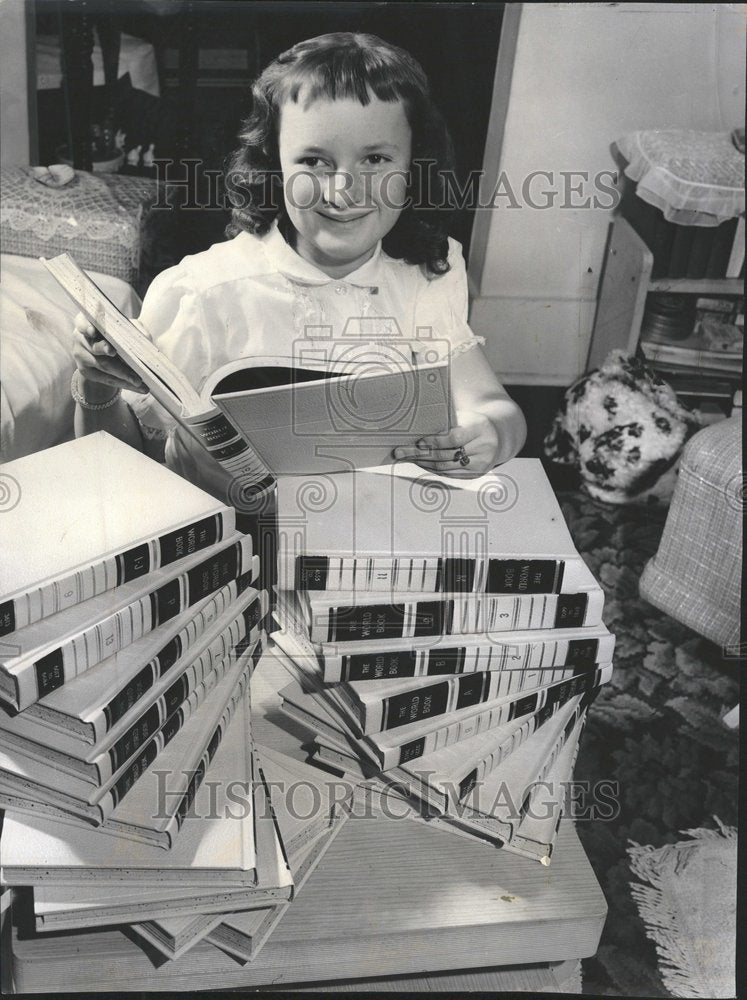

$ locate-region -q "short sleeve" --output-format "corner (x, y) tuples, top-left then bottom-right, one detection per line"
(413, 238), (486, 361)
(121, 259), (210, 438)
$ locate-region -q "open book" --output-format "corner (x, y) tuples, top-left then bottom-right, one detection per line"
(43, 254), (453, 491)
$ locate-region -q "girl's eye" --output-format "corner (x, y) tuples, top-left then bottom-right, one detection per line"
(298, 156), (325, 168)
(365, 154), (390, 165)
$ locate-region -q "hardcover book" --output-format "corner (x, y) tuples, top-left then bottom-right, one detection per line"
(277, 460), (594, 594)
(43, 253), (451, 481)
(0, 635), (264, 845)
(274, 590), (614, 681)
(206, 808), (348, 965)
(334, 659), (605, 735)
(16, 577), (258, 744)
(317, 624), (615, 683)
(31, 745), (295, 931)
(294, 574), (604, 644)
(0, 663), (257, 887)
(0, 432), (235, 639)
(0, 587), (266, 784)
(0, 532), (257, 711)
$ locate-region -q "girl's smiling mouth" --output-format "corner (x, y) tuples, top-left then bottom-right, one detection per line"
(316, 210), (374, 224)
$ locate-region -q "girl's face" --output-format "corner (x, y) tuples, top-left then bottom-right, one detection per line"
(277, 92), (412, 277)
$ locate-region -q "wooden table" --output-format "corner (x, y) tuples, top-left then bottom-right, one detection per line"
(2, 650), (606, 992)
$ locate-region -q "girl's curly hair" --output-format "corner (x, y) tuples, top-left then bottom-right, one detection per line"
(224, 32), (456, 275)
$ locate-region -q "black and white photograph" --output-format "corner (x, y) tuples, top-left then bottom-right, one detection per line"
(0, 1), (742, 995)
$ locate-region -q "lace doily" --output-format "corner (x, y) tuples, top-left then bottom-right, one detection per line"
(0, 167), (159, 248)
(617, 130), (745, 227)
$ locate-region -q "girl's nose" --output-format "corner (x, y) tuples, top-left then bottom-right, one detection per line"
(322, 171), (363, 209)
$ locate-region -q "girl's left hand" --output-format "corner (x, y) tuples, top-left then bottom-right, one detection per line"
(392, 411), (500, 477)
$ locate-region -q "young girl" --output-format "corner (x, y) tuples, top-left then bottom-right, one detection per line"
(72, 32), (526, 502)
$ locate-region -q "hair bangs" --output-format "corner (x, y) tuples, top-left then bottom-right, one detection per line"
(274, 34), (425, 111)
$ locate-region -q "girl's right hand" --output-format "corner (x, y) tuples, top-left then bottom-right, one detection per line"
(71, 312), (147, 394)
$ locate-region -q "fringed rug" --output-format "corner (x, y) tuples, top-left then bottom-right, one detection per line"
(628, 820), (736, 998)
(554, 487), (739, 998)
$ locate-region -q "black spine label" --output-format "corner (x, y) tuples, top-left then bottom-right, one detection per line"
(212, 437), (251, 462)
(385, 680), (449, 730)
(161, 707), (185, 747)
(156, 635), (182, 677)
(34, 648), (65, 699)
(186, 544), (240, 607)
(398, 736), (426, 764)
(413, 601), (446, 637)
(0, 600), (16, 637)
(110, 739), (158, 807)
(566, 638), (599, 666)
(207, 726), (223, 763)
(152, 578), (182, 626)
(343, 650), (416, 682)
(116, 543), (151, 585)
(164, 675), (189, 716)
(109, 703), (161, 772)
(295, 556), (329, 590)
(487, 559), (560, 594)
(443, 558), (476, 593)
(554, 593), (589, 628)
(330, 603), (406, 643)
(103, 663), (156, 730)
(242, 598), (262, 634)
(459, 768), (478, 800)
(191, 412), (239, 447)
(455, 672), (488, 712)
(426, 647), (466, 675)
(176, 759), (207, 828)
(158, 515), (220, 566)
(509, 692), (539, 721)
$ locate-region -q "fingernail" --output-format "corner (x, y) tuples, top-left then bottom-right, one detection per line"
(393, 448), (404, 459)
(417, 440), (427, 450)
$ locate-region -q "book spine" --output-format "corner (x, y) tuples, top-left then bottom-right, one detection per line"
(379, 664), (609, 770)
(90, 575), (255, 742)
(98, 631), (264, 822)
(456, 701), (587, 838)
(2, 626), (261, 818)
(329, 633), (614, 683)
(184, 408), (276, 505)
(314, 591), (596, 644)
(100, 657), (239, 820)
(6, 535), (256, 713)
(93, 598), (265, 784)
(166, 665), (253, 842)
(453, 684), (597, 806)
(358, 660), (600, 736)
(294, 555), (589, 595)
(0, 511), (235, 639)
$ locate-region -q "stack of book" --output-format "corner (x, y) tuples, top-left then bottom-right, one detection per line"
(0, 432), (341, 967)
(271, 460), (615, 864)
(640, 295), (743, 421)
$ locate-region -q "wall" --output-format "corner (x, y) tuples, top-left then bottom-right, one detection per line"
(468, 3), (747, 385)
(0, 0), (34, 167)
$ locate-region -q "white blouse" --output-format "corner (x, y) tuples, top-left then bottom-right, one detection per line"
(124, 220), (485, 497)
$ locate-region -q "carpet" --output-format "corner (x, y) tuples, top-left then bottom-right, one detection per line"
(554, 487), (740, 998)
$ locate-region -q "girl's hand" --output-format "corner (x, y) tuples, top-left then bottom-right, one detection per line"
(71, 312), (147, 394)
(392, 411), (500, 477)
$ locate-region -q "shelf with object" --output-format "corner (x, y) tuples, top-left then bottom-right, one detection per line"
(587, 215), (744, 371)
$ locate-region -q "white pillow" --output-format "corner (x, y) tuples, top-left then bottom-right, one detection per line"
(0, 253), (140, 462)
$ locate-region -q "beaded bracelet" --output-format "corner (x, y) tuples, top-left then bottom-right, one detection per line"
(71, 368), (122, 410)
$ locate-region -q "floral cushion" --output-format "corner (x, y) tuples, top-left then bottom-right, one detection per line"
(544, 351), (703, 505)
